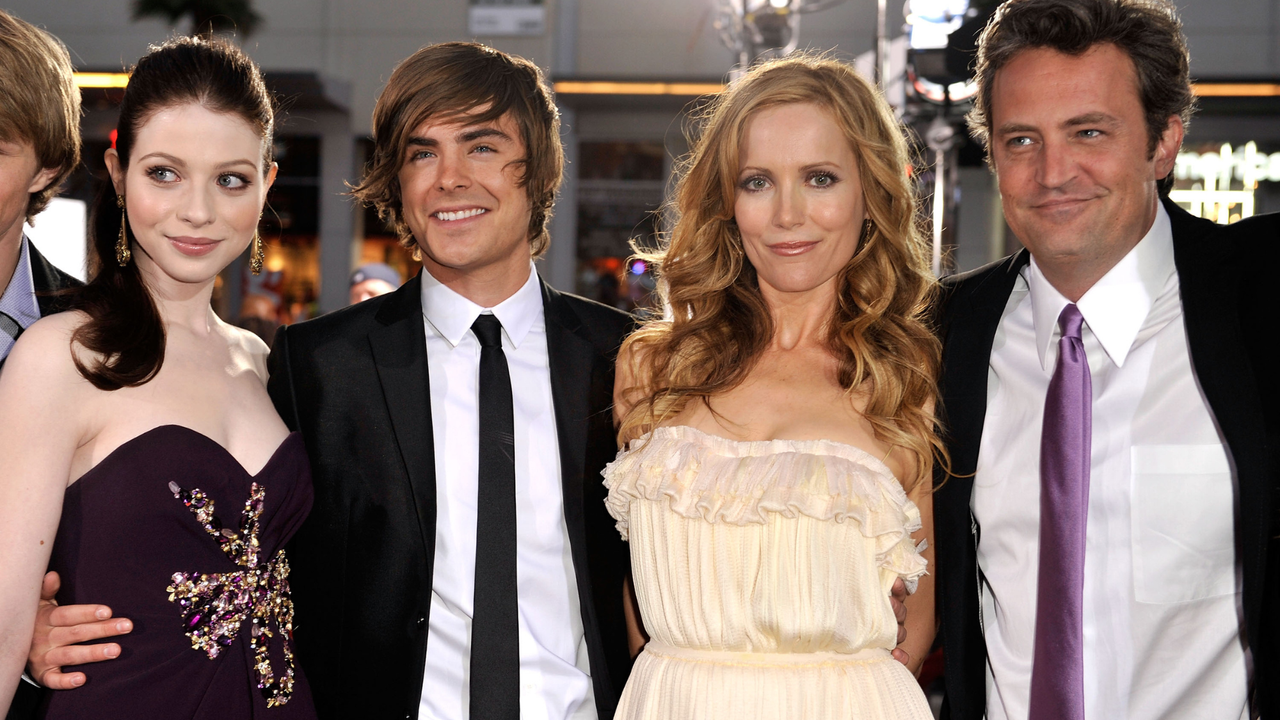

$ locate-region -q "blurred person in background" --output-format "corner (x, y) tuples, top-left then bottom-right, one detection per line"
(347, 261), (401, 305)
(0, 37), (318, 719)
(609, 53), (938, 719)
(234, 292), (282, 345)
(934, 0), (1280, 718)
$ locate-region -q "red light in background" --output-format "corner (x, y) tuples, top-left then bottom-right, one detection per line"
(109, 129), (118, 149)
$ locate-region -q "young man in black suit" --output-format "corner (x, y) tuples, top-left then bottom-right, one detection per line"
(266, 43), (633, 719)
(933, 1), (1279, 719)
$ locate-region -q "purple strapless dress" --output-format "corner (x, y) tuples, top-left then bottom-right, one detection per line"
(41, 425), (317, 719)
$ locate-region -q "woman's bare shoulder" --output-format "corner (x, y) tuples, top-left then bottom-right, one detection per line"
(0, 311), (97, 433)
(3, 310), (91, 379)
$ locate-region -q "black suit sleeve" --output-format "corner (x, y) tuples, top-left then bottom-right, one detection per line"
(267, 325), (301, 432)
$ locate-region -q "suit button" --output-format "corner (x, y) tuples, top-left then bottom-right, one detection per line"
(416, 614), (426, 626)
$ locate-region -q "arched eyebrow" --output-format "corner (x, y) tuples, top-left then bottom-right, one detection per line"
(404, 126), (514, 151)
(458, 127), (513, 144)
(1061, 111), (1119, 129)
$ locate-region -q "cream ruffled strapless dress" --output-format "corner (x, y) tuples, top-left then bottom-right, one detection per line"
(603, 426), (932, 720)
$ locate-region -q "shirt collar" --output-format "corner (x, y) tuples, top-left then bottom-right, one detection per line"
(0, 236), (40, 328)
(1027, 202), (1175, 370)
(419, 261), (542, 349)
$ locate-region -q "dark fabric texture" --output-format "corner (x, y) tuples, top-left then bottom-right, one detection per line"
(934, 198), (1280, 719)
(38, 426), (316, 720)
(6, 240), (83, 720)
(267, 272), (635, 720)
(28, 238), (81, 317)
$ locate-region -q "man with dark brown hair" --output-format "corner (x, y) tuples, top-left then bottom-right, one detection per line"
(934, 0), (1279, 718)
(264, 42), (633, 719)
(268, 42), (633, 719)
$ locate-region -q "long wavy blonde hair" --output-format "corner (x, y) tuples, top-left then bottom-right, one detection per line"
(618, 53), (944, 491)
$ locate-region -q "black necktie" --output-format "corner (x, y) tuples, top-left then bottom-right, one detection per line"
(0, 311), (22, 342)
(1, 310), (24, 366)
(469, 314), (520, 719)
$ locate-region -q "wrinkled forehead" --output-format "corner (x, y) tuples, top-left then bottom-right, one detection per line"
(990, 44), (1141, 123)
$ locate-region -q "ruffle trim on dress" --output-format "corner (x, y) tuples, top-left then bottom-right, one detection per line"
(602, 425), (927, 587)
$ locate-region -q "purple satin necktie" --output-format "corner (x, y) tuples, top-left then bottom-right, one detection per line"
(1029, 303), (1091, 720)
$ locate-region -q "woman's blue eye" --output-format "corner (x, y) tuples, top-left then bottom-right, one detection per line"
(147, 167), (177, 182)
(218, 174), (249, 189)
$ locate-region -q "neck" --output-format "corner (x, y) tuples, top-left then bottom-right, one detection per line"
(422, 249), (532, 308)
(0, 222), (24, 297)
(136, 261), (219, 334)
(760, 278), (837, 351)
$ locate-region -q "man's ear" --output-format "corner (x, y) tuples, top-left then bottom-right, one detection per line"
(26, 166), (60, 196)
(1153, 114), (1184, 181)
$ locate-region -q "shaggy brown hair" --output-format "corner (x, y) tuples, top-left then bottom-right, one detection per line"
(0, 9), (81, 221)
(619, 54), (943, 492)
(352, 42), (562, 258)
(967, 0), (1195, 194)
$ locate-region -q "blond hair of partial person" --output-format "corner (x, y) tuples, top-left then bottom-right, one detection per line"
(352, 41), (563, 258)
(618, 53), (944, 492)
(0, 9), (81, 220)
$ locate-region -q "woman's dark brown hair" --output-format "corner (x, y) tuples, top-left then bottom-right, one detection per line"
(70, 36), (274, 390)
(352, 41), (562, 258)
(966, 0), (1195, 194)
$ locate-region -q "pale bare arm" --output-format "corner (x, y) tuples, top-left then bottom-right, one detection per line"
(898, 480), (936, 676)
(0, 317), (88, 713)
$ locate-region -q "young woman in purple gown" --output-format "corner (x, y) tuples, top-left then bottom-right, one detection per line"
(0, 37), (316, 719)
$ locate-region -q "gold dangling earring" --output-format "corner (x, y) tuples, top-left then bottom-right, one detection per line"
(250, 230), (264, 275)
(115, 195), (131, 266)
(859, 218), (875, 247)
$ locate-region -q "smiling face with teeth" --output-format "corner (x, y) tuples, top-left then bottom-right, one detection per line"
(397, 110), (535, 306)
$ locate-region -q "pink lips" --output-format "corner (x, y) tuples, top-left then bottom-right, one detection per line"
(767, 241), (819, 257)
(168, 237), (221, 257)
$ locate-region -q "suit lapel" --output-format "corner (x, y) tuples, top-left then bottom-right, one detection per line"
(368, 273), (439, 571)
(542, 281), (593, 547)
(1166, 200), (1271, 650)
(936, 249), (1028, 720)
(541, 280), (598, 611)
(941, 250), (1030, 479)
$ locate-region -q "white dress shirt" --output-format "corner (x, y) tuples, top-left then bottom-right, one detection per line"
(418, 264), (596, 720)
(973, 205), (1249, 720)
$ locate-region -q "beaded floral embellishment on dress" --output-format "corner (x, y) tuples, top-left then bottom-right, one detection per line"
(166, 481), (297, 707)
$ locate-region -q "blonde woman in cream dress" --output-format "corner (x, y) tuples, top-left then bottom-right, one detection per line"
(606, 54), (941, 720)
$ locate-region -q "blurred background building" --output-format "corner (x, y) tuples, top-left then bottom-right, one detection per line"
(12, 0), (1280, 326)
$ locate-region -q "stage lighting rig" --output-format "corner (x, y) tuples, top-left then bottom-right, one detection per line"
(904, 0), (995, 106)
(717, 0), (848, 73)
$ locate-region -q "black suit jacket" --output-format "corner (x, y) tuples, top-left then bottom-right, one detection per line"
(28, 238), (80, 317)
(6, 238), (81, 720)
(934, 198), (1280, 719)
(267, 272), (634, 720)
